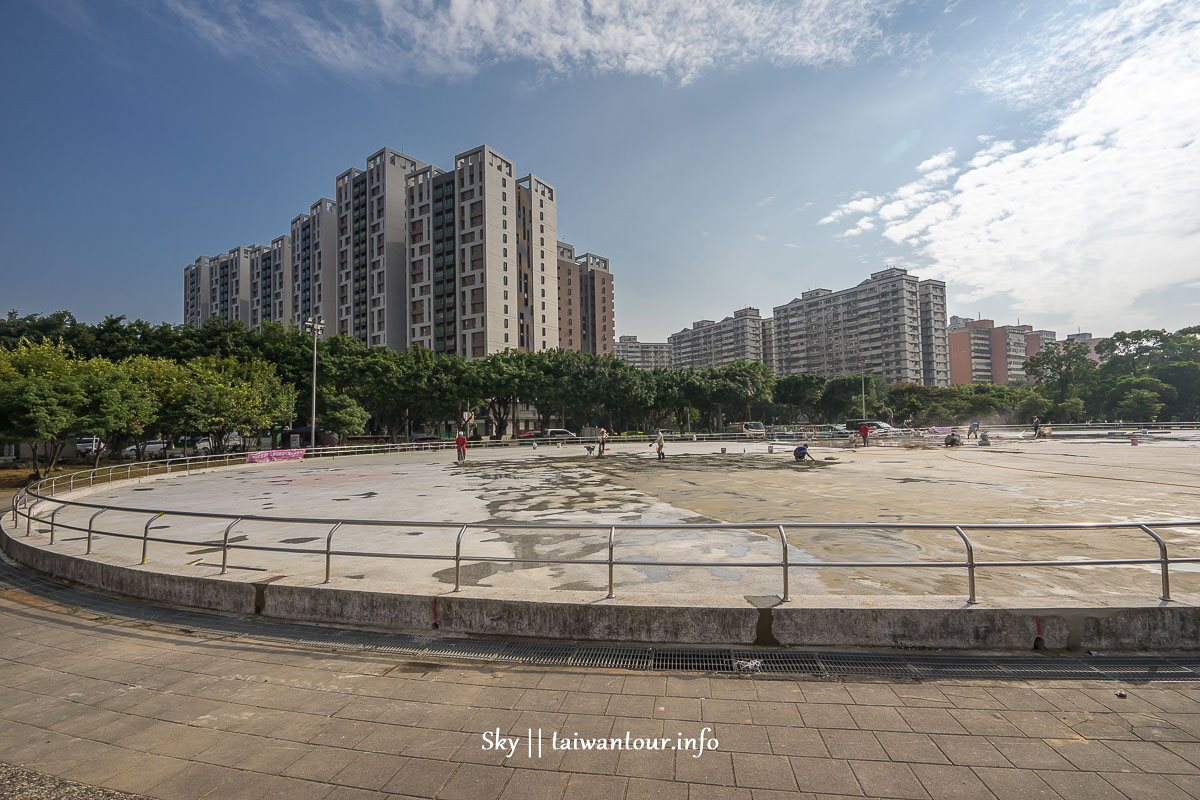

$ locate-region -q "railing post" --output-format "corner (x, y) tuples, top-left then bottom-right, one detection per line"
(219, 518), (242, 575)
(453, 524), (469, 592)
(141, 512), (164, 564)
(606, 526), (616, 599)
(953, 526), (977, 604)
(777, 525), (790, 602)
(323, 522), (343, 584)
(48, 505), (62, 544)
(85, 509), (106, 555)
(1140, 524), (1171, 601)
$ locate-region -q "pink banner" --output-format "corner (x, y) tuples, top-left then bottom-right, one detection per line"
(246, 449), (305, 463)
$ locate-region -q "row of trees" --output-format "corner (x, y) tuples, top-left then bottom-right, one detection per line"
(0, 341), (296, 476)
(2, 313), (1198, 476)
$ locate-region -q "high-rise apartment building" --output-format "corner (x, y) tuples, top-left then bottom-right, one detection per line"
(335, 149), (426, 348)
(206, 246), (258, 326)
(290, 199), (337, 335)
(947, 319), (1059, 384)
(761, 318), (776, 373)
(669, 307), (764, 369)
(405, 146), (558, 357)
(772, 268), (948, 386)
(614, 335), (671, 370)
(183, 256), (212, 328)
(183, 145), (573, 358)
(556, 241), (615, 356)
(249, 236), (292, 329)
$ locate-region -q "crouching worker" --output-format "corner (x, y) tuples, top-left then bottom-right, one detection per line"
(944, 432), (962, 447)
(794, 444), (816, 462)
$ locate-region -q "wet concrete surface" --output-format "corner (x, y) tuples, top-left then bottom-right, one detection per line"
(24, 436), (1200, 601)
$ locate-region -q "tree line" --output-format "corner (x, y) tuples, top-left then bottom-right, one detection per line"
(2, 312), (1198, 476)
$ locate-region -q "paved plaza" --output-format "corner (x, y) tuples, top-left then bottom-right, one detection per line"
(9, 570), (1200, 799)
(32, 436), (1200, 600)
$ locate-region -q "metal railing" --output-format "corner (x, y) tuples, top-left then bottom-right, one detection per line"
(7, 446), (1200, 604)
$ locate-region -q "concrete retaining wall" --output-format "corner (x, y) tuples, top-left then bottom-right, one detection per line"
(2, 531), (256, 616)
(6, 526), (1200, 650)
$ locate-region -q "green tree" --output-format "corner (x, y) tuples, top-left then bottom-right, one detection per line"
(182, 357), (296, 453)
(1114, 388), (1165, 421)
(0, 340), (88, 476)
(773, 373), (826, 422)
(1023, 340), (1097, 405)
(1153, 361), (1200, 421)
(319, 392), (371, 440)
(76, 357), (154, 466)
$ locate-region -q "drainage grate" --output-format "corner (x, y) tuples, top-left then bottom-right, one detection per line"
(651, 649), (735, 672)
(568, 646), (653, 670)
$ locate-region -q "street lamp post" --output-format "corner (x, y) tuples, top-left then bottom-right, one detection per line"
(860, 362), (867, 420)
(304, 316), (325, 449)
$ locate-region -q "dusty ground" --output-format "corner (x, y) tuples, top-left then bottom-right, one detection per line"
(17, 436), (1200, 601)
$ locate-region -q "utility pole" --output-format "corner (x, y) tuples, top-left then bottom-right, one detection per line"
(304, 316), (325, 448)
(861, 362), (867, 420)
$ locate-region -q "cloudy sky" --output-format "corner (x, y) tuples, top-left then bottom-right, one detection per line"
(2, 0), (1197, 341)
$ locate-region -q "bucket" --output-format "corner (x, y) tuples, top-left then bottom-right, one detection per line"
(1131, 437), (1139, 446)
(720, 447), (727, 454)
(768, 445), (774, 453)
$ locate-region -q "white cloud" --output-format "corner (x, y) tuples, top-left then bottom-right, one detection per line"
(840, 217), (877, 237)
(819, 0), (1200, 334)
(784, 242), (801, 248)
(973, 0), (1195, 110)
(163, 0), (906, 85)
(756, 195), (776, 207)
(916, 148), (955, 172)
(754, 233), (769, 241)
(816, 193), (883, 225)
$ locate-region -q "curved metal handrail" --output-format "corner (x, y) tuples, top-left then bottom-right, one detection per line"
(7, 444), (1200, 604)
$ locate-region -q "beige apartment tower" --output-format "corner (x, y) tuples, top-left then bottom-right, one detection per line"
(772, 268), (949, 386)
(182, 145), (565, 356)
(669, 307), (765, 368)
(289, 199), (338, 336)
(249, 235), (292, 329)
(335, 148), (426, 348)
(556, 241), (615, 355)
(183, 256), (212, 328)
(615, 335), (671, 370)
(405, 146), (559, 357)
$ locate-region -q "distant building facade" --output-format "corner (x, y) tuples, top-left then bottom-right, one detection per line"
(669, 307), (764, 369)
(772, 268), (948, 386)
(948, 318), (1059, 384)
(1065, 331), (1105, 363)
(249, 236), (292, 329)
(556, 241), (615, 356)
(614, 335), (671, 370)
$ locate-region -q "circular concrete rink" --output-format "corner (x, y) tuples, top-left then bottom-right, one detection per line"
(6, 434), (1200, 651)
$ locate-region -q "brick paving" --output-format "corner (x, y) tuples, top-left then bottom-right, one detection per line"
(6, 592), (1200, 798)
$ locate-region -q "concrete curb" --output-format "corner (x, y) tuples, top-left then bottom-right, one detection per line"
(7, 525), (1200, 649)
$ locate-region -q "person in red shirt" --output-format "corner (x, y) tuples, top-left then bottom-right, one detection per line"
(455, 431), (468, 462)
(859, 424), (870, 447)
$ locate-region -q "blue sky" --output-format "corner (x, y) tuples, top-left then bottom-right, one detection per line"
(1, 0), (1197, 342)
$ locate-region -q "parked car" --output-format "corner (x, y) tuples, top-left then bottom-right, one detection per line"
(407, 435), (443, 449)
(123, 440), (167, 456)
(542, 429), (577, 439)
(193, 433), (243, 453)
(75, 436), (103, 456)
(843, 420), (901, 437)
(517, 430), (542, 439)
